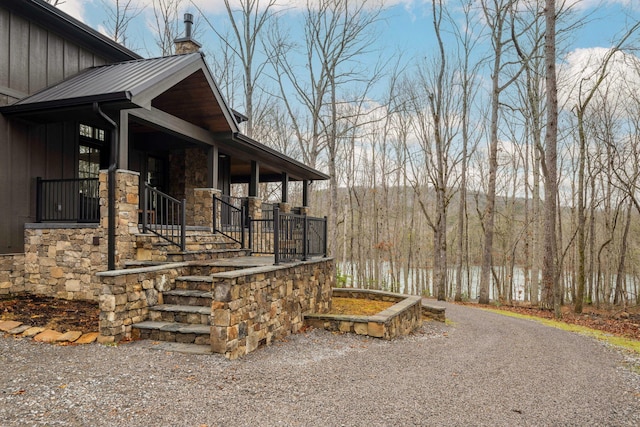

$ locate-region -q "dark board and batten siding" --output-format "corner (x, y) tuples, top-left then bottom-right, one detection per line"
(0, 7), (110, 254)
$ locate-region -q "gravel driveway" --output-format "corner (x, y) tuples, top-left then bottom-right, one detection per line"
(1, 301), (638, 426)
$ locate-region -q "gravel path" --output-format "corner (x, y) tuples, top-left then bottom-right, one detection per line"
(1, 301), (639, 426)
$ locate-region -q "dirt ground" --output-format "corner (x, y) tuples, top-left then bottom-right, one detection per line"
(1, 293), (640, 341)
(0, 295), (99, 333)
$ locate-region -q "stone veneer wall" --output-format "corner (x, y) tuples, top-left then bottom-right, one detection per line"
(97, 263), (187, 343)
(210, 259), (334, 359)
(23, 224), (105, 300)
(17, 170), (139, 301)
(96, 258), (335, 356)
(0, 253), (25, 296)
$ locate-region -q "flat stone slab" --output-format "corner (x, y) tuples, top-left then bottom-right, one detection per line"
(133, 321), (210, 335)
(8, 324), (32, 335)
(21, 327), (45, 337)
(150, 304), (210, 315)
(34, 329), (63, 343)
(0, 320), (23, 332)
(75, 332), (99, 344)
(145, 342), (213, 355)
(56, 331), (82, 342)
(164, 289), (212, 298)
(176, 276), (213, 283)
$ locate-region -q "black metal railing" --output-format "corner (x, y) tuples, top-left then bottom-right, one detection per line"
(248, 217), (274, 254)
(213, 195), (246, 246)
(36, 177), (100, 222)
(249, 207), (327, 264)
(142, 183), (185, 250)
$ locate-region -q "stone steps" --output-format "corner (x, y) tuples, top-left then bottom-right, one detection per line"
(174, 275), (213, 292)
(148, 304), (211, 325)
(132, 321), (211, 345)
(163, 289), (212, 306)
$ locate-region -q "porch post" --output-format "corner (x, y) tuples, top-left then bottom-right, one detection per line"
(302, 180), (310, 207)
(118, 111), (129, 169)
(249, 160), (259, 198)
(281, 172), (289, 204)
(207, 145), (219, 189)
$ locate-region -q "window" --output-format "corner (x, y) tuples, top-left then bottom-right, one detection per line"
(79, 144), (101, 179)
(79, 124), (105, 142)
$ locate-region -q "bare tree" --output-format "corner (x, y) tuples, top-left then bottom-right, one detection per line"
(195, 0), (279, 138)
(540, 0), (559, 315)
(478, 0), (526, 304)
(149, 0), (184, 56)
(100, 0), (144, 47)
(268, 0), (383, 256)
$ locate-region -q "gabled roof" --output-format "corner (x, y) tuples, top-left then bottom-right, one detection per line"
(1, 52), (328, 181)
(1, 52), (241, 134)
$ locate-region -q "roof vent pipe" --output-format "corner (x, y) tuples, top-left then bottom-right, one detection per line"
(184, 13), (193, 38)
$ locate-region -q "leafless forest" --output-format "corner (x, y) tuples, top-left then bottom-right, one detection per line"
(92, 0), (640, 313)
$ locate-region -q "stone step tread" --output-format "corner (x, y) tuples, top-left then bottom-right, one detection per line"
(176, 275), (213, 283)
(164, 289), (212, 299)
(145, 342), (213, 355)
(149, 304), (211, 315)
(132, 321), (210, 335)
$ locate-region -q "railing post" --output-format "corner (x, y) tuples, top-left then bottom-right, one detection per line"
(323, 216), (328, 257)
(181, 199), (186, 251)
(240, 204), (246, 249)
(248, 216), (253, 253)
(303, 213), (308, 261)
(273, 206), (280, 265)
(36, 177), (42, 223)
(213, 195), (217, 233)
(142, 183), (148, 232)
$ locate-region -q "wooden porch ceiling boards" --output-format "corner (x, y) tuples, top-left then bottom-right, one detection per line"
(151, 70), (229, 133)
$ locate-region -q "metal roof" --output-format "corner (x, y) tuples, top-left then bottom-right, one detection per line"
(4, 54), (204, 113)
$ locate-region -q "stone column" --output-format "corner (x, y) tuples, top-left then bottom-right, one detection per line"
(247, 197), (262, 220)
(100, 170), (140, 269)
(278, 202), (291, 214)
(192, 188), (216, 230)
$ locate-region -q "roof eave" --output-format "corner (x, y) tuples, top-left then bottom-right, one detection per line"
(0, 92), (134, 115)
(233, 133), (330, 181)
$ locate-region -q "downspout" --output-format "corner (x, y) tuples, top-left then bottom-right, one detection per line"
(93, 102), (118, 270)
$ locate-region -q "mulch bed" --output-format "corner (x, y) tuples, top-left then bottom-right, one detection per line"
(0, 295), (99, 333)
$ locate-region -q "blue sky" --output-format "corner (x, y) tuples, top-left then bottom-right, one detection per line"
(56, 0), (640, 62)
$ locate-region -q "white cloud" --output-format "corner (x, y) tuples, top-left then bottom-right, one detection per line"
(558, 46), (640, 111)
(54, 0), (88, 21)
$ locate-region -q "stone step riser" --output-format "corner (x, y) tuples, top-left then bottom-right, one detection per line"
(134, 328), (210, 345)
(174, 281), (211, 292)
(149, 310), (210, 325)
(163, 295), (211, 307)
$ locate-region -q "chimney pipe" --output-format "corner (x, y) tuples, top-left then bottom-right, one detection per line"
(184, 13), (193, 38)
(174, 12), (201, 55)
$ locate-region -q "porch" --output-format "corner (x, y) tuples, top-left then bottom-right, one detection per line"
(34, 175), (328, 265)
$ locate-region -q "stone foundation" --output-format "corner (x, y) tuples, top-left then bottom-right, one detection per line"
(0, 253), (25, 296)
(23, 224), (105, 300)
(96, 258), (335, 357)
(16, 170), (139, 301)
(210, 259), (334, 359)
